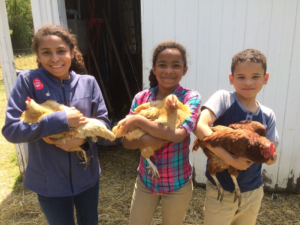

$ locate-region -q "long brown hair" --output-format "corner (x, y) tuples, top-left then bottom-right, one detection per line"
(149, 40), (187, 88)
(31, 24), (85, 74)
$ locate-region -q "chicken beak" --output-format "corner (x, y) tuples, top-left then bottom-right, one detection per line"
(171, 95), (178, 108)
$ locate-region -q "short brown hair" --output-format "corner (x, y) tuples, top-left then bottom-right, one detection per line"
(31, 24), (85, 74)
(231, 49), (267, 75)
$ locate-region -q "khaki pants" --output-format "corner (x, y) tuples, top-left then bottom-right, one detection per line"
(204, 180), (264, 225)
(129, 176), (193, 225)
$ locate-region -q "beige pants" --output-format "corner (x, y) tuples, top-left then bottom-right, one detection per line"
(204, 180), (264, 225)
(129, 176), (193, 225)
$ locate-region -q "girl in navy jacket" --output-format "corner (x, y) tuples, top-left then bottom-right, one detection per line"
(2, 24), (110, 225)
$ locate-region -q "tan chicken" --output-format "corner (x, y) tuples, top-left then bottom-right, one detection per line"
(20, 97), (116, 169)
(112, 94), (191, 178)
(193, 120), (274, 206)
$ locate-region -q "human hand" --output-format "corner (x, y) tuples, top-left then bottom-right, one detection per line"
(50, 138), (87, 152)
(66, 108), (89, 127)
(122, 115), (144, 133)
(229, 156), (253, 171)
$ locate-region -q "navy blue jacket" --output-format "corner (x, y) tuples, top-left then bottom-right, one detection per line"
(2, 68), (110, 197)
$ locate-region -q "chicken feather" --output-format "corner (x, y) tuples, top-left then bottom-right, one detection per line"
(192, 120), (274, 206)
(112, 94), (191, 178)
(20, 97), (116, 169)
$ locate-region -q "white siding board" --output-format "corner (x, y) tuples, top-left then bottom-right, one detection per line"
(244, 0), (261, 49)
(31, 0), (67, 31)
(193, 0), (212, 184)
(218, 0), (236, 92)
(194, 0), (211, 103)
(163, 0), (175, 41)
(207, 0), (223, 94)
(0, 0), (28, 179)
(141, 0), (153, 89)
(255, 0), (272, 103)
(174, 0), (188, 88)
(276, 0), (300, 189)
(185, 0), (199, 91)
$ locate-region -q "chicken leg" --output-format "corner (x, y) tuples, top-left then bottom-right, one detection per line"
(231, 174), (241, 207)
(211, 175), (224, 203)
(146, 158), (160, 179)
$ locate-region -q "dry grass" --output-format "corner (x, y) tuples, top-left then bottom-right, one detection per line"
(0, 54), (37, 83)
(0, 82), (299, 224)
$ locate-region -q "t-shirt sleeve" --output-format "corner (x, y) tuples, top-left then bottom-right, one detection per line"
(265, 110), (280, 150)
(180, 91), (202, 134)
(201, 90), (231, 119)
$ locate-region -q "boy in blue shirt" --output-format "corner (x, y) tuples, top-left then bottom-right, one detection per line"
(194, 49), (279, 225)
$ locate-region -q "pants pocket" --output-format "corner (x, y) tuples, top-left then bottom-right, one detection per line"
(204, 182), (223, 214)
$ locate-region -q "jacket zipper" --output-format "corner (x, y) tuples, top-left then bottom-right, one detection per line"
(62, 81), (74, 195)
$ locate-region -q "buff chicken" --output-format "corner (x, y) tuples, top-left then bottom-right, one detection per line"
(112, 94), (191, 178)
(192, 120), (274, 206)
(20, 97), (116, 169)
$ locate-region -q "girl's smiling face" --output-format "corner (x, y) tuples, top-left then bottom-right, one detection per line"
(36, 35), (74, 80)
(152, 48), (188, 91)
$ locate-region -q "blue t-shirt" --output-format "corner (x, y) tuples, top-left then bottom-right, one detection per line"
(202, 90), (279, 193)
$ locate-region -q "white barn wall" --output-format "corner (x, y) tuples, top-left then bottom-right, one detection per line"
(141, 0), (300, 192)
(0, 0), (28, 179)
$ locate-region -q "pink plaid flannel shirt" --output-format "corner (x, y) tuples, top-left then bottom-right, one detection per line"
(129, 85), (201, 194)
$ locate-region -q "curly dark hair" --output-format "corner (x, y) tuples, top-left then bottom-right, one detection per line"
(149, 40), (187, 88)
(231, 49), (267, 75)
(31, 24), (85, 74)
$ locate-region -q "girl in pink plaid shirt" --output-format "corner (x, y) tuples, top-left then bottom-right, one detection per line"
(122, 40), (201, 225)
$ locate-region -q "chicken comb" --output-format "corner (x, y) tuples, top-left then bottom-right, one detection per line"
(270, 142), (274, 156)
(26, 97), (31, 111)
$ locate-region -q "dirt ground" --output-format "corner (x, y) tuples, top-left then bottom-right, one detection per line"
(0, 144), (300, 224)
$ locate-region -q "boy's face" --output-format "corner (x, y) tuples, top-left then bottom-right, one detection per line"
(229, 62), (269, 101)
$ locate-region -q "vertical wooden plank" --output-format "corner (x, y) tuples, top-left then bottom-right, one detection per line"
(141, 0), (153, 89)
(218, 0), (236, 92)
(0, 0), (28, 179)
(193, 0), (212, 184)
(207, 0), (223, 94)
(31, 0), (67, 31)
(184, 0), (199, 92)
(174, 0), (188, 88)
(243, 0), (260, 49)
(276, 0), (300, 190)
(184, 0), (199, 167)
(163, 0), (175, 40)
(254, 0), (272, 103)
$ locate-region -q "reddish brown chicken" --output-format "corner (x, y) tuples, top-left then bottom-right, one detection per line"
(193, 120), (274, 206)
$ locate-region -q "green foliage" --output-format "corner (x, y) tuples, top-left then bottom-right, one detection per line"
(12, 175), (24, 193)
(6, 0), (33, 49)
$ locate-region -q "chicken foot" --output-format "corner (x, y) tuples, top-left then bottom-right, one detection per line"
(230, 174), (241, 207)
(211, 175), (224, 203)
(145, 158), (160, 179)
(77, 150), (93, 170)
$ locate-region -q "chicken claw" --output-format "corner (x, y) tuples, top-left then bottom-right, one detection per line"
(77, 151), (93, 170)
(212, 175), (224, 203)
(146, 158), (160, 179)
(231, 175), (241, 207)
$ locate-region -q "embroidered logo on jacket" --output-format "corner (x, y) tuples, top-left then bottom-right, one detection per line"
(33, 78), (44, 90)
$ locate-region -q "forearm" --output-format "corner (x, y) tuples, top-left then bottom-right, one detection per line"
(122, 134), (166, 149)
(135, 118), (188, 143)
(206, 144), (235, 165)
